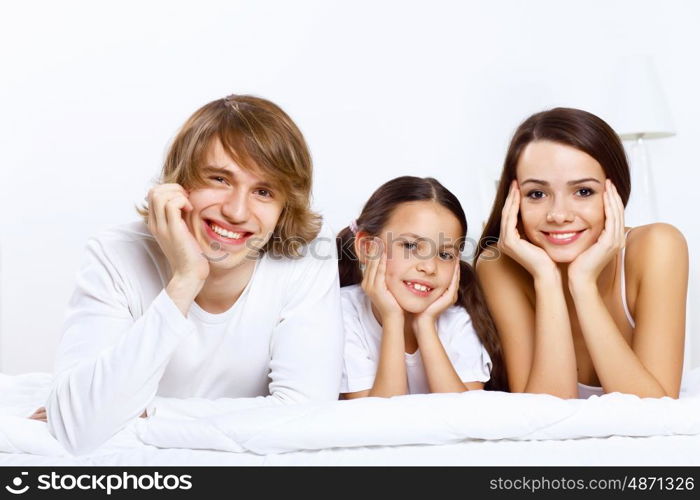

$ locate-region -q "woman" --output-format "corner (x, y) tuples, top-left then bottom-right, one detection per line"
(475, 107), (688, 399)
(38, 94), (344, 454)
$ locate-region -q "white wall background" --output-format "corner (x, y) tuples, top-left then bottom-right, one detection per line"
(1, 0), (698, 374)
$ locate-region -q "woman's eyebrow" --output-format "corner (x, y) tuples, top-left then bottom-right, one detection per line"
(567, 178), (602, 185)
(521, 179), (548, 186)
(520, 178), (602, 186)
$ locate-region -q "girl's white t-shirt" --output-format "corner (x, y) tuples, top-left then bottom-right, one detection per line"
(339, 284), (492, 394)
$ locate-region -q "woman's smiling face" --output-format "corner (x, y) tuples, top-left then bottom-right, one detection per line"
(516, 140), (607, 263)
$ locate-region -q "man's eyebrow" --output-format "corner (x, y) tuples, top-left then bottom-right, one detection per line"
(201, 166), (277, 189)
(201, 166), (232, 176)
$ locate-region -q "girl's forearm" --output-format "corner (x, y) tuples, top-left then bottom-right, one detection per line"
(525, 272), (578, 398)
(369, 315), (409, 397)
(571, 281), (670, 397)
(414, 320), (468, 393)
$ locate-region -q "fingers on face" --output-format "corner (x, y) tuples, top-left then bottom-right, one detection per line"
(148, 184), (190, 232)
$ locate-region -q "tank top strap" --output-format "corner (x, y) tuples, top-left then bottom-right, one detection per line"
(620, 229), (636, 328)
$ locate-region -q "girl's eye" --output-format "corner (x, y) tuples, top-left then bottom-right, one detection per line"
(402, 241), (418, 251)
(526, 190), (546, 200)
(439, 252), (455, 261)
(576, 187), (595, 197)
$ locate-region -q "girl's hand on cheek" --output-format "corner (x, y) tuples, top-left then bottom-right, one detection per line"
(498, 181), (557, 280)
(147, 183), (210, 284)
(568, 180), (626, 288)
(360, 238), (403, 321)
(414, 259), (460, 330)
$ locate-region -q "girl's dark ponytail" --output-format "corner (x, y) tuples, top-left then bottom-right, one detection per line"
(337, 225), (362, 287)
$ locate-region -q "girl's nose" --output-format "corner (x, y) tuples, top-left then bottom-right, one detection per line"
(416, 255), (438, 275)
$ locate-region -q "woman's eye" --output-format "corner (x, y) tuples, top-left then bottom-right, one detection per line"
(576, 188), (595, 197)
(210, 176), (227, 184)
(402, 241), (418, 251)
(255, 189), (272, 198)
(439, 252), (455, 260)
(526, 190), (545, 200)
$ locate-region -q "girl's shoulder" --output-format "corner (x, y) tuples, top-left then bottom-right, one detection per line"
(340, 284), (367, 315)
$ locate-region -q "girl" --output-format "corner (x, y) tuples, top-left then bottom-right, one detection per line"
(475, 107), (688, 399)
(337, 176), (506, 398)
(38, 94), (344, 453)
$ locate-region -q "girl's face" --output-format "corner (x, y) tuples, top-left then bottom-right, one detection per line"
(373, 201), (462, 314)
(516, 140), (607, 263)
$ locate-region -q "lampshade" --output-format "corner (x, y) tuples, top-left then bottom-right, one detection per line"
(607, 55), (676, 140)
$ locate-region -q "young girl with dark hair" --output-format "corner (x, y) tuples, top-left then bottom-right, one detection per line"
(475, 107), (688, 399)
(337, 176), (507, 398)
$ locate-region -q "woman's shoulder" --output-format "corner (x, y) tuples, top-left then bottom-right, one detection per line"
(626, 223), (688, 260)
(626, 223), (689, 283)
(475, 251), (532, 290)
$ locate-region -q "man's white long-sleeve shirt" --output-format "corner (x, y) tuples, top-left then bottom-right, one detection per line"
(46, 221), (344, 454)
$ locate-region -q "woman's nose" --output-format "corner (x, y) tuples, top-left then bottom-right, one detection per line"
(546, 198), (574, 224)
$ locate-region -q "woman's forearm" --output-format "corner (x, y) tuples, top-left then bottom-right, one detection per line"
(524, 272), (578, 398)
(570, 281), (671, 397)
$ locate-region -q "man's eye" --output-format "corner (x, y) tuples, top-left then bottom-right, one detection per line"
(526, 190), (545, 200)
(577, 188), (595, 197)
(211, 176), (227, 184)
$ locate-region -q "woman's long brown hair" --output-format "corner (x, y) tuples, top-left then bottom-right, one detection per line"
(337, 176), (508, 391)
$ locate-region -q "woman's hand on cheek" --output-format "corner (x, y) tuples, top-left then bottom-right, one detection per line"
(147, 183), (210, 284)
(414, 259), (460, 330)
(499, 181), (557, 280)
(568, 180), (626, 289)
(361, 239), (403, 322)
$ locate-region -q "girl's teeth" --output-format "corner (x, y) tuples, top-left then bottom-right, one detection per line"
(407, 282), (430, 292)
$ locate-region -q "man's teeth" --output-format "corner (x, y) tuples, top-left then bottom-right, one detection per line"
(549, 232), (577, 240)
(211, 223), (243, 239)
(406, 281), (431, 292)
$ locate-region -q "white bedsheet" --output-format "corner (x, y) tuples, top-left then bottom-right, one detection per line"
(2, 370), (700, 465)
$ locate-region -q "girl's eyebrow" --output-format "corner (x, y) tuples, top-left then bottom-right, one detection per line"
(521, 178), (602, 186)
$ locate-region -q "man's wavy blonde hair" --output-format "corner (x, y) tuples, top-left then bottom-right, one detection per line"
(138, 94), (321, 257)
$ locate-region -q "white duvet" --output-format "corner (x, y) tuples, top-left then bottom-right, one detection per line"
(2, 370), (700, 457)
